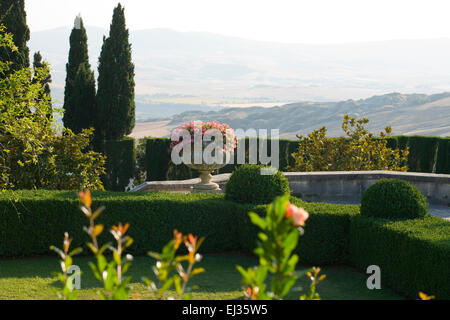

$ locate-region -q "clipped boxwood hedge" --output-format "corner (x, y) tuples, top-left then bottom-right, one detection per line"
(361, 179), (428, 219)
(350, 215), (450, 299)
(0, 191), (247, 257)
(225, 164), (290, 204)
(1, 190), (449, 299)
(239, 199), (360, 265)
(0, 191), (356, 267)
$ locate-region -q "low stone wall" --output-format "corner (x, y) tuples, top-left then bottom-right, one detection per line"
(285, 171), (450, 205)
(132, 171), (450, 205)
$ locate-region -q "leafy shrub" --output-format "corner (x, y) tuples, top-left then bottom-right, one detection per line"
(360, 179), (428, 219)
(225, 164), (290, 204)
(289, 115), (409, 172)
(0, 28), (105, 191)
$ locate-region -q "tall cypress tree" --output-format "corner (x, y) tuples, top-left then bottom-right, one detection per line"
(0, 0), (30, 73)
(63, 15), (96, 133)
(95, 3), (135, 142)
(70, 63), (96, 133)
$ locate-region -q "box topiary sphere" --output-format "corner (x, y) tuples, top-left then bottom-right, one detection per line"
(361, 179), (428, 219)
(225, 164), (290, 204)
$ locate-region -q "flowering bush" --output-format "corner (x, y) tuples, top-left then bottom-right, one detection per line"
(170, 120), (237, 155)
(289, 115), (409, 172)
(237, 195), (324, 300)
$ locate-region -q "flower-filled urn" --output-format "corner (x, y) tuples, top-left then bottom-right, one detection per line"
(170, 121), (237, 193)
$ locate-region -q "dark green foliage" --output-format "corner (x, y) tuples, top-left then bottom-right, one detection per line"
(144, 137), (195, 181)
(406, 136), (440, 172)
(361, 179), (428, 219)
(350, 215), (450, 299)
(71, 63), (96, 132)
(134, 138), (147, 185)
(95, 4), (135, 141)
(103, 138), (135, 191)
(387, 135), (449, 174)
(225, 164), (290, 204)
(144, 137), (298, 181)
(238, 198), (359, 265)
(0, 191), (246, 257)
(143, 135), (450, 182)
(63, 16), (96, 134)
(0, 0), (30, 73)
(145, 137), (172, 181)
(436, 138), (450, 174)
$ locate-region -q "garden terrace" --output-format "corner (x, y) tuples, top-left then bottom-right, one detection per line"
(0, 190), (449, 299)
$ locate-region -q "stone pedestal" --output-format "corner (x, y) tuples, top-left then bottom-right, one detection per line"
(186, 163), (226, 194)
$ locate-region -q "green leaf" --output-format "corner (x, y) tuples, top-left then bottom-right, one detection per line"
(113, 250), (121, 265)
(191, 267), (204, 276)
(97, 254), (108, 272)
(174, 276), (182, 295)
(88, 262), (102, 281)
(249, 212), (266, 229)
(68, 247), (82, 256)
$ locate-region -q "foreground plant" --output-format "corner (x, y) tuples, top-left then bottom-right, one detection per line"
(237, 195), (325, 300)
(80, 190), (134, 300)
(419, 292), (435, 300)
(50, 232), (82, 300)
(144, 230), (205, 300)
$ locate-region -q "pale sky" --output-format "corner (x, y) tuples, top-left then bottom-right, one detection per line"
(26, 0), (450, 44)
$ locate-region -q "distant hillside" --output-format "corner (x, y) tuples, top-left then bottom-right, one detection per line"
(133, 92), (450, 138)
(29, 27), (450, 104)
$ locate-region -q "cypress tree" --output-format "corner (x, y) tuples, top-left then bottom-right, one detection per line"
(63, 15), (96, 133)
(95, 3), (135, 142)
(32, 51), (52, 117)
(70, 63), (96, 133)
(0, 0), (30, 73)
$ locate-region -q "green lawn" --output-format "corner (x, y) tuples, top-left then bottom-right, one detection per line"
(0, 253), (404, 300)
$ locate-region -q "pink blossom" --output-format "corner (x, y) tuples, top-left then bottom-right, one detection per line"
(285, 203), (309, 227)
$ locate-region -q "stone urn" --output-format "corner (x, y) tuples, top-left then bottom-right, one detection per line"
(185, 150), (228, 193)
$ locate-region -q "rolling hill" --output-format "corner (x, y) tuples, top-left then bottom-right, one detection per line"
(131, 92), (450, 139)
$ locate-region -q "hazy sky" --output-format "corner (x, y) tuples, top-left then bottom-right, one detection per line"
(26, 0), (450, 44)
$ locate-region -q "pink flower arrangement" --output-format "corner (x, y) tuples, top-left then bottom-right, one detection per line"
(170, 120), (238, 154)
